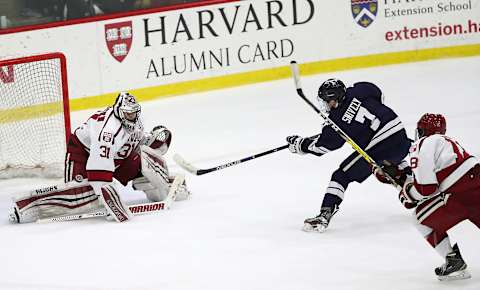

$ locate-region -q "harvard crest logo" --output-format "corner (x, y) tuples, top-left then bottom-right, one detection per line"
(105, 21), (133, 62)
(351, 0), (378, 28)
(102, 132), (113, 143)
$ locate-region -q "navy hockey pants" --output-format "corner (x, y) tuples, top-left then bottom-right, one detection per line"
(321, 131), (411, 209)
(334, 133), (410, 188)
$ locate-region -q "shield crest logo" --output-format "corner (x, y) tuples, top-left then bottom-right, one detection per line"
(351, 0), (378, 28)
(105, 21), (133, 62)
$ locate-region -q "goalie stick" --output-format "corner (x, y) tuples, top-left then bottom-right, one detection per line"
(173, 146), (288, 176)
(289, 61), (402, 189)
(37, 174), (185, 223)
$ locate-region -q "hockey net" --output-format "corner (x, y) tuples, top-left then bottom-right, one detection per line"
(0, 53), (70, 178)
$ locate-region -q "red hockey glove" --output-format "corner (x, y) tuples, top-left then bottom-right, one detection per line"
(398, 182), (417, 209)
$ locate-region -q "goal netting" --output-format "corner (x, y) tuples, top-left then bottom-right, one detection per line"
(0, 53), (70, 178)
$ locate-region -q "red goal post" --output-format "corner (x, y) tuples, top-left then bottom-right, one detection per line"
(0, 52), (71, 178)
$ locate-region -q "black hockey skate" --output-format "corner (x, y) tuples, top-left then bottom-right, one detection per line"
(303, 206), (337, 233)
(435, 244), (471, 281)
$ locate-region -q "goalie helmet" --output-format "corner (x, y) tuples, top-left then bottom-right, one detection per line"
(317, 78), (347, 105)
(416, 113), (446, 139)
(113, 92), (141, 132)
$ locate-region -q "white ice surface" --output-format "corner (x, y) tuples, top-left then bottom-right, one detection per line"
(0, 57), (479, 290)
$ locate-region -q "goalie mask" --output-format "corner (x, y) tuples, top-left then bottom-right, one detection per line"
(317, 78), (347, 109)
(416, 113), (446, 140)
(113, 92), (141, 132)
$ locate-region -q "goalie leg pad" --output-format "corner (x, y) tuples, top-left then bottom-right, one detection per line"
(133, 175), (191, 202)
(134, 146), (191, 202)
(100, 184), (132, 223)
(136, 145), (172, 201)
(132, 176), (165, 201)
(10, 181), (101, 223)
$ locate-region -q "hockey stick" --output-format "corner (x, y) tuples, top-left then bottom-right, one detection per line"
(163, 173), (185, 209)
(38, 174), (185, 223)
(173, 146), (288, 175)
(289, 61), (401, 189)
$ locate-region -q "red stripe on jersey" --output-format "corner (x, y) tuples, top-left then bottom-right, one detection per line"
(435, 138), (471, 186)
(413, 181), (438, 197)
(68, 134), (90, 161)
(415, 135), (472, 195)
(87, 170), (113, 182)
(436, 162), (462, 185)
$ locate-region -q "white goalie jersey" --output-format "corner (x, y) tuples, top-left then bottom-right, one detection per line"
(73, 107), (144, 182)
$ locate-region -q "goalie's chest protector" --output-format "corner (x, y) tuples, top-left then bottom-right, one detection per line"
(76, 108), (144, 164)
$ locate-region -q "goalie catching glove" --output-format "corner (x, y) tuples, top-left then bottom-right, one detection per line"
(141, 125), (172, 155)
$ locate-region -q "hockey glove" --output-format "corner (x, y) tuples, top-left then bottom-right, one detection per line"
(143, 125), (172, 155)
(374, 160), (411, 187)
(286, 135), (306, 155)
(398, 182), (418, 209)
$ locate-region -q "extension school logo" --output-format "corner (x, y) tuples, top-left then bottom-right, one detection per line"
(351, 0), (378, 28)
(105, 21), (133, 62)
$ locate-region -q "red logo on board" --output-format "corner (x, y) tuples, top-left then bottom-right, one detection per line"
(105, 21), (133, 63)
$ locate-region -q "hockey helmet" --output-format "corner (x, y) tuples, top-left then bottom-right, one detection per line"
(416, 113), (446, 139)
(113, 92), (141, 132)
(317, 78), (347, 105)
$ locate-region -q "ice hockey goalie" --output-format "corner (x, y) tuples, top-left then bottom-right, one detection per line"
(9, 92), (190, 223)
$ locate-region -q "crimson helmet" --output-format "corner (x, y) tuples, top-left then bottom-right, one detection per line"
(416, 113), (446, 139)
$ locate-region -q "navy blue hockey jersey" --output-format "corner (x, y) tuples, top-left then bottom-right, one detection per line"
(302, 82), (409, 158)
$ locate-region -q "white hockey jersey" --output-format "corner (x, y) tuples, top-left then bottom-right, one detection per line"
(74, 107), (144, 182)
(407, 134), (478, 200)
